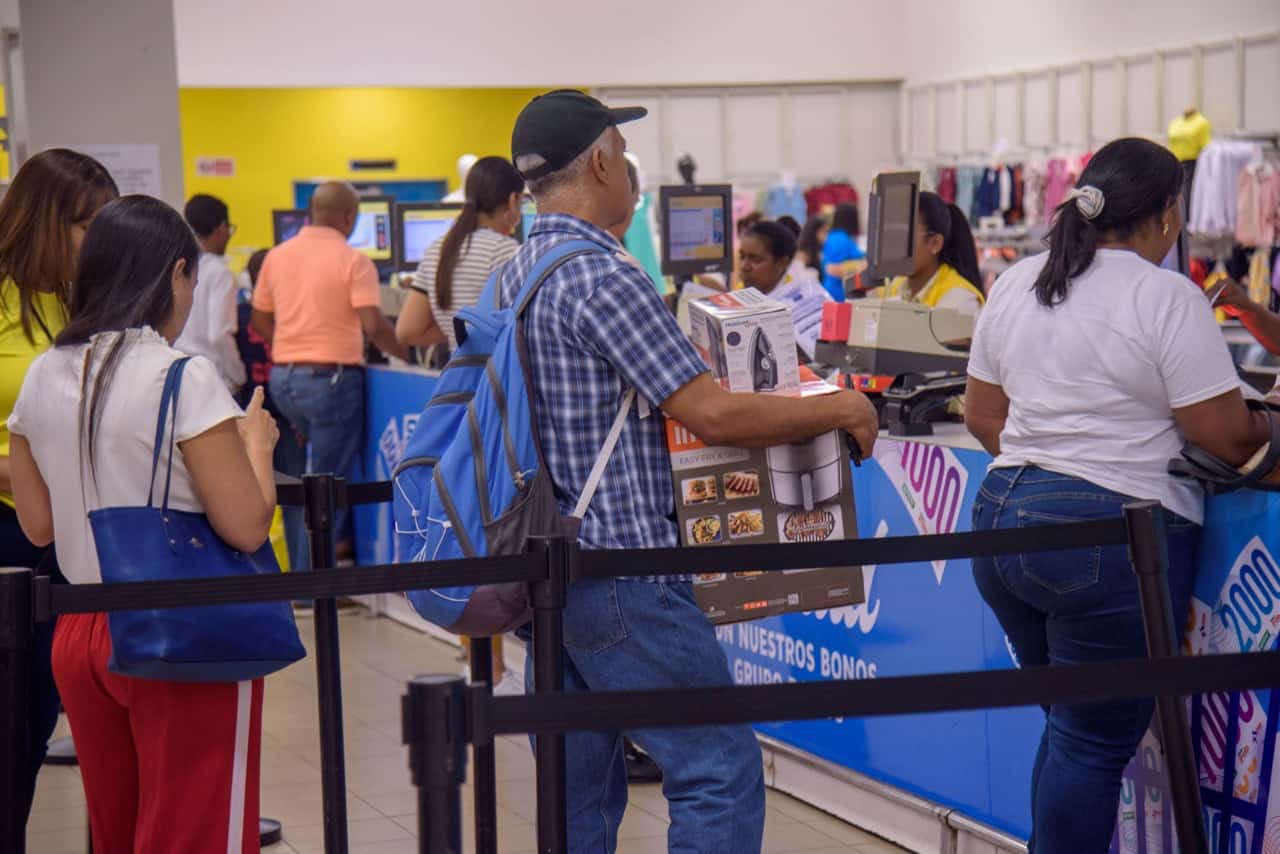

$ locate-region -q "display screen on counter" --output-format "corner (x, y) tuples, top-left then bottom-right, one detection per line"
(349, 198), (394, 261)
(668, 195), (728, 262)
(878, 183), (914, 260)
(401, 210), (456, 266)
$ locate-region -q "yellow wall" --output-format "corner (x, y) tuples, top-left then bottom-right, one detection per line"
(180, 87), (544, 269)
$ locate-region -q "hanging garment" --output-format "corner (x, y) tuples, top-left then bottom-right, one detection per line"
(733, 191), (758, 229)
(1236, 161), (1280, 248)
(998, 166), (1012, 212)
(1043, 158), (1074, 214)
(971, 168), (1001, 221)
(1023, 162), (1047, 226)
(1249, 248), (1273, 307)
(763, 185), (808, 223)
(805, 182), (860, 216)
(955, 167), (981, 221)
(1005, 165), (1025, 225)
(1189, 141), (1263, 236)
(937, 168), (957, 204)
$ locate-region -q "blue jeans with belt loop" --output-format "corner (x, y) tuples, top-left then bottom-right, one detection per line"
(971, 466), (1199, 854)
(523, 578), (765, 854)
(268, 364), (364, 563)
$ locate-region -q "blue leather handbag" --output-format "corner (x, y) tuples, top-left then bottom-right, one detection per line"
(89, 357), (306, 682)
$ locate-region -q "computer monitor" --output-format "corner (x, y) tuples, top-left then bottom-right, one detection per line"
(348, 196), (395, 275)
(865, 171), (920, 280)
(659, 185), (734, 277)
(395, 203), (462, 272)
(272, 209), (310, 245)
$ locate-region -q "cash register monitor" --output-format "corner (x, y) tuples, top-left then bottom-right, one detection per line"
(659, 184), (734, 277)
(395, 203), (462, 272)
(272, 209), (309, 245)
(348, 196), (395, 273)
(865, 171), (920, 280)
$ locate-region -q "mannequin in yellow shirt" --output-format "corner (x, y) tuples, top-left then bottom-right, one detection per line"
(876, 191), (985, 318)
(1168, 107), (1212, 163)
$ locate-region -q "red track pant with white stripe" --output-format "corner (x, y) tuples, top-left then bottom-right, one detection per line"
(52, 612), (264, 854)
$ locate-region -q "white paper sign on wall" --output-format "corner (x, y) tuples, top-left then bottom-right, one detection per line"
(72, 144), (164, 198)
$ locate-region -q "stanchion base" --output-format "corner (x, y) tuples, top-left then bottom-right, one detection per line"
(45, 735), (78, 766)
(259, 818), (283, 846)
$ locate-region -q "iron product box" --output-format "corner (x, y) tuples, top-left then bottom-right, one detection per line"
(687, 288), (802, 396)
(666, 384), (864, 624)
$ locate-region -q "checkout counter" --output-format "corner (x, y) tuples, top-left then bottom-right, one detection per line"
(346, 178), (1279, 853)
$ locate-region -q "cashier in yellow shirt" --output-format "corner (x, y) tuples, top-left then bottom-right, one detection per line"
(876, 191), (985, 318)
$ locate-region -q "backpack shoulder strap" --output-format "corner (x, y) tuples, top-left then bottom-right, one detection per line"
(512, 238), (613, 319)
(571, 389), (636, 520)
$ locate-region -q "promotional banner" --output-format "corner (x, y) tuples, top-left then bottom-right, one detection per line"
(1111, 490), (1280, 854)
(714, 438), (1043, 837)
(353, 366), (437, 566)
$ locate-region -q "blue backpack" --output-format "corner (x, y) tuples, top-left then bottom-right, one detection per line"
(392, 239), (635, 634)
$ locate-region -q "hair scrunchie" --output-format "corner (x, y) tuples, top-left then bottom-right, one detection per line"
(1067, 185), (1105, 221)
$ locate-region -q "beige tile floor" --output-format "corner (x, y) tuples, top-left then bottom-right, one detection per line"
(27, 611), (909, 854)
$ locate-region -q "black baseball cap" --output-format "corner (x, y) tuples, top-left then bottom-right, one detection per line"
(511, 90), (647, 180)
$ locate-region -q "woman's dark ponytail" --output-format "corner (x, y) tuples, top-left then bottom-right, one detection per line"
(1033, 200), (1099, 306)
(434, 156), (524, 312)
(918, 192), (982, 293)
(1032, 137), (1183, 307)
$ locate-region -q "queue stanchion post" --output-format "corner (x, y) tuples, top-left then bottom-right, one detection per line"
(304, 473), (350, 854)
(403, 675), (467, 854)
(529, 536), (571, 854)
(1124, 501), (1207, 854)
(469, 636), (499, 854)
(0, 567), (32, 854)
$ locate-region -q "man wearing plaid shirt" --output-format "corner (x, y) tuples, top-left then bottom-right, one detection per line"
(506, 90), (879, 854)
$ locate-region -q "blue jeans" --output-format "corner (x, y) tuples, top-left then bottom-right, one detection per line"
(525, 579), (765, 854)
(271, 410), (309, 571)
(0, 505), (61, 824)
(269, 365), (364, 564)
(971, 466), (1199, 854)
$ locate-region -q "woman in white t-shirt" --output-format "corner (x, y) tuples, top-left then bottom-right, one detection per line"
(395, 156), (522, 362)
(965, 138), (1274, 854)
(8, 196), (279, 854)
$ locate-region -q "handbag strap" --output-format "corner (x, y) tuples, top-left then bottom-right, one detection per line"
(148, 357), (192, 510)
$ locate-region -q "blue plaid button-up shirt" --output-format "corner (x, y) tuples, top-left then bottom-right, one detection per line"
(498, 214), (706, 576)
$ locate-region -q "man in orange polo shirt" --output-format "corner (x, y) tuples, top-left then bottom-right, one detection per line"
(251, 181), (408, 565)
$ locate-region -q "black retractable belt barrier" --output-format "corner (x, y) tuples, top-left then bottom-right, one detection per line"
(528, 536), (571, 854)
(1125, 503), (1208, 854)
(0, 567), (32, 854)
(403, 675), (467, 854)
(304, 474), (349, 854)
(1, 478), (1249, 854)
(468, 637), (499, 854)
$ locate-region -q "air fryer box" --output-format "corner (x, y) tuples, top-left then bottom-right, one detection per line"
(666, 383), (864, 625)
(688, 288), (801, 396)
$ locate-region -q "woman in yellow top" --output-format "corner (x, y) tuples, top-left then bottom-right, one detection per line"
(878, 191), (985, 318)
(0, 149), (117, 826)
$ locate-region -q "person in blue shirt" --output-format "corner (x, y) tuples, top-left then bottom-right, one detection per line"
(821, 203), (865, 301)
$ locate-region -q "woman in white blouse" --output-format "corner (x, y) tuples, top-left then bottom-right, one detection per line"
(965, 138), (1272, 853)
(8, 195), (279, 853)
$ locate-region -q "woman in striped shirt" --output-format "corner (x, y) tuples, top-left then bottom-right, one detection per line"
(395, 157), (523, 363)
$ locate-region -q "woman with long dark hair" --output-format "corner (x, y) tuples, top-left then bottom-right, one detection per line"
(797, 215), (828, 276)
(9, 195), (279, 852)
(396, 156), (523, 358)
(965, 138), (1274, 852)
(0, 148), (117, 825)
(878, 191), (984, 317)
